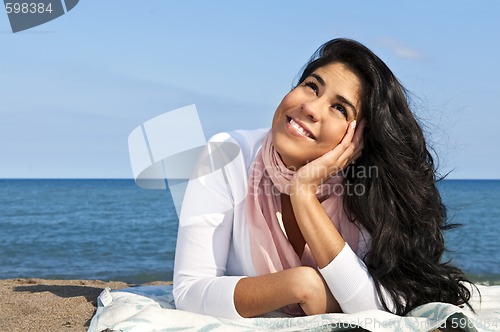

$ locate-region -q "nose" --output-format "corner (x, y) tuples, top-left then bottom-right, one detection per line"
(300, 98), (322, 122)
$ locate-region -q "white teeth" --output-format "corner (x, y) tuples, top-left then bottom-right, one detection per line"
(289, 118), (312, 138)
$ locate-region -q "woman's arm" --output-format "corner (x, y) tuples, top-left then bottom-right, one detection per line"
(287, 120), (394, 313)
(288, 193), (345, 268)
(288, 120), (360, 268)
(234, 266), (341, 317)
(288, 191), (391, 313)
(175, 209), (340, 319)
(174, 130), (339, 318)
(173, 134), (248, 318)
(173, 174), (243, 318)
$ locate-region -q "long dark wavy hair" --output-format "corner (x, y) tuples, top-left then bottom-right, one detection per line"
(296, 38), (475, 315)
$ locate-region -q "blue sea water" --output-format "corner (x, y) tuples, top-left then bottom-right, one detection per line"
(0, 179), (499, 284)
(439, 180), (500, 284)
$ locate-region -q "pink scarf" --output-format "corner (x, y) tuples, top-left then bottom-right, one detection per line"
(245, 131), (360, 275)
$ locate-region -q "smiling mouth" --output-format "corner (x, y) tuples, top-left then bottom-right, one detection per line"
(287, 116), (316, 139)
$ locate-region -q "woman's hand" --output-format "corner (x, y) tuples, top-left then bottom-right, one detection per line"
(290, 119), (365, 196)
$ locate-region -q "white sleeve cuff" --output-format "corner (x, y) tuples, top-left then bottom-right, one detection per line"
(202, 276), (244, 319)
(319, 243), (384, 312)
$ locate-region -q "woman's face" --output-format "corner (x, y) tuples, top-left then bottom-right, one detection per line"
(272, 62), (362, 169)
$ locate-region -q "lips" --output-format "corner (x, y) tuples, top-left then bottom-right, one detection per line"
(287, 116), (316, 139)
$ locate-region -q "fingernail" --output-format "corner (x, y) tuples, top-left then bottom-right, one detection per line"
(351, 120), (357, 129)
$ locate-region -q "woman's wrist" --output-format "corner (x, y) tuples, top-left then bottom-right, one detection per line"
(289, 185), (318, 207)
(289, 176), (318, 197)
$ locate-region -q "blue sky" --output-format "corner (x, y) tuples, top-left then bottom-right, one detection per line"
(1, 1), (499, 179)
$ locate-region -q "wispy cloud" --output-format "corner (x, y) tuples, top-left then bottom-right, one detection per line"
(378, 37), (425, 60)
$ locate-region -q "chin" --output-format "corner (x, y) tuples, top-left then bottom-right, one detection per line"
(272, 132), (304, 167)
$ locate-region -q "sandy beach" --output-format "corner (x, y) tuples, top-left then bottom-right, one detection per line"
(0, 278), (171, 332)
(2, 278), (496, 332)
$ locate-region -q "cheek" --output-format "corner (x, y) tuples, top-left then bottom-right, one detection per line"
(322, 122), (348, 149)
(277, 89), (303, 111)
(271, 107), (281, 131)
(272, 92), (294, 125)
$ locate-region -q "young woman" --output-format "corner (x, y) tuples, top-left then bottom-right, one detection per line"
(172, 38), (474, 319)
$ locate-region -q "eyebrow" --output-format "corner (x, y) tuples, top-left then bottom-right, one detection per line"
(310, 73), (358, 118)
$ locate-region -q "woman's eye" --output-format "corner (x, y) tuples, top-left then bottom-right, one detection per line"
(333, 104), (347, 118)
(304, 81), (318, 95)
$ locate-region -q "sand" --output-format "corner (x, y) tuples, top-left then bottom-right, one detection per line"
(0, 278), (171, 332)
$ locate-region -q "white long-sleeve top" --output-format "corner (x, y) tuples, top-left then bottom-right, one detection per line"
(173, 128), (393, 319)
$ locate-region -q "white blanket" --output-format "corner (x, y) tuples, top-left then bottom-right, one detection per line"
(88, 284), (500, 332)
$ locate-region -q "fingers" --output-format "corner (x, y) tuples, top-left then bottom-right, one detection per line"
(337, 121), (358, 160)
(340, 119), (366, 166)
(349, 150), (363, 164)
(351, 119), (366, 164)
(343, 120), (357, 146)
(352, 119), (366, 146)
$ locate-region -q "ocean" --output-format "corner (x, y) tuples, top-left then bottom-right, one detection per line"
(0, 179), (499, 285)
